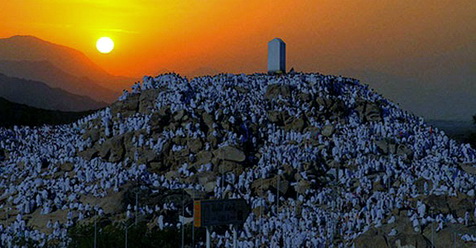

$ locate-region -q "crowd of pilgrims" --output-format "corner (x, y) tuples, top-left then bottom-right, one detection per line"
(0, 72), (475, 247)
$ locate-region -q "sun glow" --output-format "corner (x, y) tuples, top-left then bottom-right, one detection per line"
(96, 37), (114, 54)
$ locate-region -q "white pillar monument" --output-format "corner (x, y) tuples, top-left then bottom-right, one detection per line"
(268, 38), (286, 73)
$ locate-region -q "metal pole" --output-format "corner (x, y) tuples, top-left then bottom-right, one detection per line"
(260, 172), (264, 244)
(94, 218), (97, 248)
(135, 192), (138, 225)
(192, 223), (195, 248)
(296, 189), (299, 215)
(431, 222), (434, 246)
(220, 150), (224, 199)
(206, 227), (211, 248)
(181, 191), (185, 248)
(277, 174), (280, 213)
(233, 226), (237, 248)
(221, 173), (224, 199)
(125, 226), (128, 248)
(453, 231), (455, 248)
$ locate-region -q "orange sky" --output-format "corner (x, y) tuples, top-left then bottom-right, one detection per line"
(0, 0), (474, 78)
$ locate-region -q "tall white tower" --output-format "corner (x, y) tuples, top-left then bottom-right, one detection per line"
(268, 38), (286, 73)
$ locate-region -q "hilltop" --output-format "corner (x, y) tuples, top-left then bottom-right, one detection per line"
(0, 73), (475, 247)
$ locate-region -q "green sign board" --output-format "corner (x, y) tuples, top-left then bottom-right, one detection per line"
(194, 199), (250, 227)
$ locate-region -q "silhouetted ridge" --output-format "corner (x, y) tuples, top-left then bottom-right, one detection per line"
(0, 97), (96, 127)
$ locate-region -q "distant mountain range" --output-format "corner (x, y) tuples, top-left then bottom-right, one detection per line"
(0, 60), (118, 102)
(0, 73), (107, 111)
(0, 35), (136, 109)
(0, 96), (95, 127)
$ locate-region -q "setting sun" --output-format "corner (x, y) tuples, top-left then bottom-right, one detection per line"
(96, 37), (114, 54)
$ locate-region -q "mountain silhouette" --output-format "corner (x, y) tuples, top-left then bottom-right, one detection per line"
(0, 73), (107, 111)
(0, 35), (135, 98)
(0, 60), (118, 102)
(0, 97), (95, 127)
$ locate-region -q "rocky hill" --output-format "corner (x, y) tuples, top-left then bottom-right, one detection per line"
(0, 73), (475, 247)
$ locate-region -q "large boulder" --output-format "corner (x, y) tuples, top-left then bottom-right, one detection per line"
(354, 228), (389, 248)
(422, 223), (476, 248)
(391, 233), (432, 248)
(201, 112), (214, 129)
(206, 132), (220, 148)
(203, 181), (216, 193)
(356, 100), (382, 123)
(298, 92), (312, 103)
(214, 146), (246, 162)
(59, 162), (74, 172)
(375, 138), (398, 155)
(376, 139), (390, 155)
(194, 150), (213, 165)
(137, 148), (160, 165)
(396, 144), (413, 158)
(148, 112), (167, 133)
(268, 110), (293, 127)
(321, 125), (335, 137)
(460, 163), (476, 175)
(111, 93), (139, 116)
(197, 171), (217, 186)
(422, 194), (451, 214)
(77, 148), (99, 160)
(447, 195), (474, 218)
(267, 111), (285, 124)
(265, 84), (293, 99)
(138, 89), (160, 114)
(355, 223), (433, 248)
(365, 103), (382, 122)
(285, 117), (306, 132)
(187, 138), (203, 153)
(81, 190), (125, 215)
(315, 97), (334, 109)
(196, 171), (217, 193)
(217, 160), (243, 174)
(99, 135), (125, 163)
(173, 109), (186, 122)
(251, 175), (289, 196)
(294, 180), (311, 194)
(82, 128), (101, 144)
(150, 162), (167, 172)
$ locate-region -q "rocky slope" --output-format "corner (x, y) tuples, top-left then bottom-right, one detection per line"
(0, 73), (475, 247)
